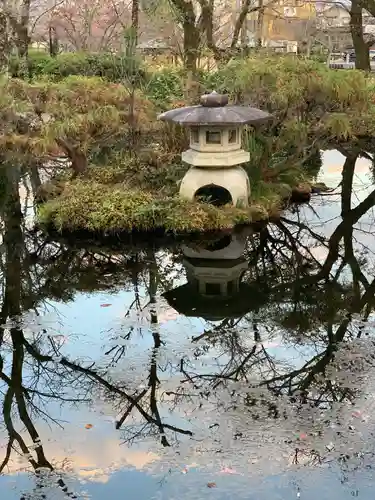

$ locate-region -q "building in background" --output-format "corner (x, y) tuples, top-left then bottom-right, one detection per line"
(316, 3), (375, 51)
(246, 0), (316, 51)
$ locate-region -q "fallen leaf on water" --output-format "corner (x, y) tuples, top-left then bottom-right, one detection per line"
(220, 467), (238, 474)
(207, 482), (216, 488)
(85, 424), (93, 429)
(100, 304), (112, 308)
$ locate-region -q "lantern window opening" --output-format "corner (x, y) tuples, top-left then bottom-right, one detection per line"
(205, 130), (222, 145)
(191, 126), (200, 144)
(227, 280), (235, 294)
(228, 129), (238, 144)
(205, 282), (221, 296)
(194, 185), (232, 206)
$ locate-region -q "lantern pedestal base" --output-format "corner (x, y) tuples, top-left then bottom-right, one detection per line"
(179, 166), (250, 208)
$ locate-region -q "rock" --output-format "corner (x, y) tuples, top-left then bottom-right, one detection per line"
(291, 183), (312, 203)
(311, 182), (332, 194)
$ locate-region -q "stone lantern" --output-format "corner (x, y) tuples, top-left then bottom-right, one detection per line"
(163, 228), (268, 321)
(158, 92), (272, 207)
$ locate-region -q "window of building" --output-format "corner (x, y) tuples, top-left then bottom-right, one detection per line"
(284, 6), (296, 17)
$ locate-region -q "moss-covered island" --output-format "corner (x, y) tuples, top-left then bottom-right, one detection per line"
(3, 55), (375, 237)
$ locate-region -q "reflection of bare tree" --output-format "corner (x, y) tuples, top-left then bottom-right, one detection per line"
(112, 249), (193, 446)
(0, 167), (78, 499)
(157, 149), (375, 468)
(1, 147), (375, 492)
(0, 180), (191, 486)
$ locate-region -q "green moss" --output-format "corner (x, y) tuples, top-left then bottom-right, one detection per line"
(36, 136), (310, 236)
(37, 179), (270, 234)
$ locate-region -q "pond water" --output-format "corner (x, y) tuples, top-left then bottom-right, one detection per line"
(1, 149), (375, 499)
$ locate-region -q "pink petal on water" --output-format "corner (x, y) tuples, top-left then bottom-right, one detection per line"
(220, 467), (238, 474)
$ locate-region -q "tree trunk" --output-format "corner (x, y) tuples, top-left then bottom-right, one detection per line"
(182, 2), (200, 100)
(131, 0), (139, 48)
(183, 4), (199, 75)
(240, 0), (248, 54)
(256, 0), (264, 48)
(206, 0), (261, 63)
(56, 139), (88, 176)
(29, 163), (42, 196)
(350, 0), (371, 71)
(48, 26), (59, 57)
(169, 0), (201, 74)
(0, 8), (10, 75)
(16, 0), (31, 79)
(2, 166), (23, 318)
(325, 35), (333, 67)
(69, 150), (87, 176)
(202, 0), (230, 64)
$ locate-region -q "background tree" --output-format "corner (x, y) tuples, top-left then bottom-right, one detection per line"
(46, 0), (131, 51)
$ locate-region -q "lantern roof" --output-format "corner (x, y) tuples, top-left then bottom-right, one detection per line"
(157, 91), (272, 127)
(163, 282), (269, 321)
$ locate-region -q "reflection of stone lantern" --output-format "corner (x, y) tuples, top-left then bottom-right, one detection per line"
(158, 92), (272, 207)
(163, 229), (267, 321)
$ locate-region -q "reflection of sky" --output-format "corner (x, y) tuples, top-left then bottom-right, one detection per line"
(2, 150), (375, 498)
(4, 465), (374, 500)
(295, 150), (375, 271)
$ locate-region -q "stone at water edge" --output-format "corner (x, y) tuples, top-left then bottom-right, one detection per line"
(311, 182), (333, 194)
(291, 183), (312, 203)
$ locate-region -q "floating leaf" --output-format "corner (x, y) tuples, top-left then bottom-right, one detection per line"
(207, 482), (216, 488)
(220, 467), (238, 474)
(100, 304), (112, 308)
(85, 424), (93, 429)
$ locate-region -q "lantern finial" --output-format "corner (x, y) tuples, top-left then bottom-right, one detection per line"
(200, 91), (229, 108)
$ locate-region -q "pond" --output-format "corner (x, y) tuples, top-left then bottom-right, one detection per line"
(1, 148), (375, 499)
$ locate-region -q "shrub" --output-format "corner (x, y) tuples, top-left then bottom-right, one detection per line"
(217, 56), (370, 122)
(210, 55), (375, 178)
(3, 76), (156, 172)
(198, 69), (227, 94)
(42, 52), (90, 79)
(144, 67), (228, 107)
(10, 51), (147, 84)
(9, 50), (52, 79)
(86, 53), (146, 84)
(145, 67), (184, 106)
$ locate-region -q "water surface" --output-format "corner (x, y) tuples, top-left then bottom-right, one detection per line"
(1, 149), (375, 499)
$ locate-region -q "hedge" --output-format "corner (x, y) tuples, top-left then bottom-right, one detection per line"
(10, 51), (147, 84)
